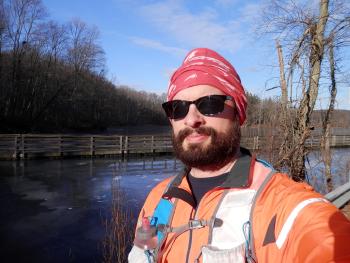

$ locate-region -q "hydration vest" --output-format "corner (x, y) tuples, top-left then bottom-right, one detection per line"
(129, 149), (350, 263)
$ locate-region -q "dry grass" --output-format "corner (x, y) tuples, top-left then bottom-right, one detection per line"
(101, 177), (135, 263)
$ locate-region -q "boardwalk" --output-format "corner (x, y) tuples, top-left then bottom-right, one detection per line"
(0, 133), (350, 160)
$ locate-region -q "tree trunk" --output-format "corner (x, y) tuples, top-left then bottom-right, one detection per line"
(292, 0), (329, 181)
(321, 39), (336, 192)
(275, 40), (291, 165)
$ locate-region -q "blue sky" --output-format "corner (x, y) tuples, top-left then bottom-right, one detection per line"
(42, 0), (350, 110)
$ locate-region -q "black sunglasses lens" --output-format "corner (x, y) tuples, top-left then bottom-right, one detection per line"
(162, 100), (190, 119)
(162, 95), (229, 119)
(197, 96), (226, 115)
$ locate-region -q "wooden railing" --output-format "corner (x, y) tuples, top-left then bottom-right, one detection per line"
(240, 135), (350, 151)
(0, 134), (349, 159)
(0, 134), (125, 159)
(123, 135), (173, 154)
(325, 179), (350, 209)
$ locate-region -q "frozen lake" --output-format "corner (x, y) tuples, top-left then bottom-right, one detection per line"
(0, 157), (183, 262)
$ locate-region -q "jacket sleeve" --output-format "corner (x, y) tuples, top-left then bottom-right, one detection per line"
(291, 201), (350, 263)
(128, 246), (153, 263)
(252, 173), (350, 263)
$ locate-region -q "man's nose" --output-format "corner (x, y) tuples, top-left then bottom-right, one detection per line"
(184, 104), (205, 128)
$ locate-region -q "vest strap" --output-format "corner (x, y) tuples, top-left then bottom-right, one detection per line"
(158, 217), (217, 235)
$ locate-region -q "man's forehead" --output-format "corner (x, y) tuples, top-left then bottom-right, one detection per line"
(172, 85), (225, 100)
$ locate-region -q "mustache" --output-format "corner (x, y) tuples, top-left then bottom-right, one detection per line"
(177, 127), (214, 142)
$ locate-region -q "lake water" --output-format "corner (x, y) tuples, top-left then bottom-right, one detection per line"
(0, 148), (349, 262)
(306, 148), (350, 194)
(0, 157), (183, 262)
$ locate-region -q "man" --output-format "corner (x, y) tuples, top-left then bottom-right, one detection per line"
(128, 48), (350, 263)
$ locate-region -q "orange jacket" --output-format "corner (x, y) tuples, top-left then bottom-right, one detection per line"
(129, 152), (350, 263)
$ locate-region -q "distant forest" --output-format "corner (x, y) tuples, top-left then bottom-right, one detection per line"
(0, 0), (348, 133)
(0, 0), (171, 133)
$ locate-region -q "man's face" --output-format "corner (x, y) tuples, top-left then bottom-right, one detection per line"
(170, 85), (241, 169)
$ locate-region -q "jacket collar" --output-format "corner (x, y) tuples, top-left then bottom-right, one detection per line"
(221, 147), (254, 188)
(162, 147), (255, 206)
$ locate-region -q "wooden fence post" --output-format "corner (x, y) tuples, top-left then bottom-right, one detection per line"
(124, 136), (129, 156)
(253, 136), (258, 150)
(151, 135), (154, 153)
(20, 134), (25, 159)
(310, 135), (313, 148)
(332, 135), (336, 147)
(13, 135), (17, 159)
(59, 135), (62, 157)
(90, 136), (94, 156)
(119, 136), (123, 154)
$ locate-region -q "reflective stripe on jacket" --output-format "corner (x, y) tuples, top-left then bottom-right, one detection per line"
(129, 150), (350, 263)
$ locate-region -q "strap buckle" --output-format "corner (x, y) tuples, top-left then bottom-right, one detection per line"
(189, 219), (206, 229)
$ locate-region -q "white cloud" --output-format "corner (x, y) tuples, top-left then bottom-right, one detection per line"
(214, 0), (239, 7)
(138, 1), (243, 53)
(236, 2), (265, 42)
(239, 3), (262, 24)
(129, 36), (187, 57)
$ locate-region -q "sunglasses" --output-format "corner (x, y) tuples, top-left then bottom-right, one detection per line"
(162, 95), (233, 119)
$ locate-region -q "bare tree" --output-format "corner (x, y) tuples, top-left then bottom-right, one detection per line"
(28, 21), (69, 126)
(0, 0), (5, 60)
(2, 0), (47, 122)
(259, 0), (350, 182)
(40, 21), (68, 65)
(0, 0), (7, 107)
(65, 18), (105, 118)
(67, 19), (105, 73)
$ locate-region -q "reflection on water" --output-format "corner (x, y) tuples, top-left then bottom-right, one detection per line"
(0, 157), (183, 263)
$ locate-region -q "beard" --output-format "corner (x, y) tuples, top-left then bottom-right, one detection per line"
(172, 122), (241, 170)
